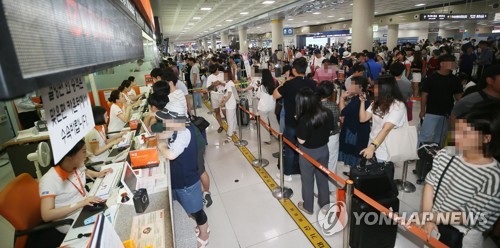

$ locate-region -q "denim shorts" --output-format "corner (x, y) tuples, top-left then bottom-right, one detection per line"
(173, 180), (203, 214)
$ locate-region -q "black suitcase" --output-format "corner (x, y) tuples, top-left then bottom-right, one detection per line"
(416, 143), (440, 184)
(350, 159), (398, 200)
(350, 197), (400, 248)
(238, 97), (250, 126)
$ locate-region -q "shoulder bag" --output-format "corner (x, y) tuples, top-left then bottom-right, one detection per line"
(433, 156), (465, 248)
(385, 115), (419, 162)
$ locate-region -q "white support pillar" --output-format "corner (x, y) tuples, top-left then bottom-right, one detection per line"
(221, 31), (229, 48)
(211, 35), (217, 51)
(351, 0), (374, 52)
(203, 37), (209, 51)
(271, 19), (284, 59)
(88, 74), (100, 106)
(238, 26), (248, 53)
(387, 24), (399, 51)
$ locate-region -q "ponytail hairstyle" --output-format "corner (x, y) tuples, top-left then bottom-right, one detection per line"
(108, 89), (121, 103)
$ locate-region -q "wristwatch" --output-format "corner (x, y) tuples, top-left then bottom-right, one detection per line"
(370, 142), (379, 149)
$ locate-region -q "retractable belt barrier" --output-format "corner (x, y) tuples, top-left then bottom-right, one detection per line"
(237, 104), (448, 248)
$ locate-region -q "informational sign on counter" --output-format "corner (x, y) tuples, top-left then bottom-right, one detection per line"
(40, 77), (94, 163)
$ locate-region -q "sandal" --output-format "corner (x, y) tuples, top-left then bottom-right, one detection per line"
(217, 127), (224, 133)
(195, 226), (211, 237)
(197, 237), (209, 248)
(224, 136), (233, 144)
(298, 201), (313, 215)
(264, 141), (271, 145)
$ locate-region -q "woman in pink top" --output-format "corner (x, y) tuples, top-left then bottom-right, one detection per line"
(314, 59), (338, 83)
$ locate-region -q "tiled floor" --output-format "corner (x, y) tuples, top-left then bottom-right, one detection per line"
(0, 101), (497, 248)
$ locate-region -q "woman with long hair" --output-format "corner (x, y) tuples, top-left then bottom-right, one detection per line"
(410, 51), (423, 97)
(219, 68), (238, 143)
(295, 87), (334, 215)
(257, 69), (280, 144)
(359, 75), (407, 161)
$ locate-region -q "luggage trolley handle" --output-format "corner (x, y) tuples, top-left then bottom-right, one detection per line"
(357, 156), (385, 172)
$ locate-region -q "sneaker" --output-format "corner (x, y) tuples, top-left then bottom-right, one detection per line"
(298, 201), (313, 215)
(217, 127), (224, 133)
(264, 141), (271, 145)
(272, 152), (280, 158)
(276, 172), (292, 182)
(203, 192), (213, 207)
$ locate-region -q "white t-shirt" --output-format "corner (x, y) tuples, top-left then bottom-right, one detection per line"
(128, 89), (137, 97)
(367, 100), (407, 161)
(165, 89), (188, 116)
(310, 56), (325, 70)
(108, 104), (126, 133)
(206, 74), (224, 94)
(257, 85), (276, 112)
(122, 92), (133, 105)
(175, 80), (189, 96)
(167, 128), (190, 159)
(85, 127), (109, 163)
(39, 166), (87, 233)
(224, 80), (237, 109)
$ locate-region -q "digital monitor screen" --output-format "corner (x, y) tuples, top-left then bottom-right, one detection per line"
(0, 0), (144, 100)
(121, 161), (138, 194)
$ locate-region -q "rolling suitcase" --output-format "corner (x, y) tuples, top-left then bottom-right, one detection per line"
(415, 143), (440, 184)
(349, 158), (398, 200)
(238, 97), (250, 126)
(349, 196), (400, 248)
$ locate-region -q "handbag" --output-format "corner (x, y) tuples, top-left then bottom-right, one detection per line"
(433, 156), (464, 248)
(190, 115), (210, 132)
(384, 118), (419, 162)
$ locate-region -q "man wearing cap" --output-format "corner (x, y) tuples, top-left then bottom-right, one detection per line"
(419, 54), (462, 146)
(154, 109), (210, 246)
(452, 64), (500, 119)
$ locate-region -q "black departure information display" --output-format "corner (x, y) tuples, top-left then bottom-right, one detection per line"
(420, 13), (488, 21)
(0, 0), (145, 100)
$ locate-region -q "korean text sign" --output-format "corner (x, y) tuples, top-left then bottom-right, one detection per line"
(41, 77), (94, 163)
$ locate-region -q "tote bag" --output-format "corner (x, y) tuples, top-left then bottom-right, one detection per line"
(385, 120), (419, 162)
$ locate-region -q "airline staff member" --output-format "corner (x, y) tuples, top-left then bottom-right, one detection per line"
(39, 140), (112, 240)
(119, 80), (141, 106)
(14, 92), (42, 129)
(85, 106), (124, 163)
(107, 89), (132, 136)
(127, 76), (145, 102)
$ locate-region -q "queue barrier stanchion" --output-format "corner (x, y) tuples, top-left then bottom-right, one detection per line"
(234, 104), (248, 147)
(272, 133), (293, 200)
(192, 92), (197, 116)
(251, 115), (269, 167)
(343, 179), (354, 248)
(232, 98), (447, 248)
(207, 92), (214, 115)
(394, 160), (416, 193)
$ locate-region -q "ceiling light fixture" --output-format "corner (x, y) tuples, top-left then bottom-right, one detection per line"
(303, 20), (308, 22)
(338, 17), (345, 20)
(226, 19), (233, 22)
(415, 3), (426, 7)
(327, 16), (334, 17)
(200, 7), (212, 10)
(350, 3), (353, 5)
(262, 1), (275, 4)
(288, 18), (294, 20)
(313, 12), (321, 15)
(188, 23), (194, 26)
(240, 12), (249, 15)
(193, 17), (201, 20)
(216, 24), (222, 26)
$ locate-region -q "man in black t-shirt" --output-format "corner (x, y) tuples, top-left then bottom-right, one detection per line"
(273, 57), (317, 180)
(418, 54), (463, 146)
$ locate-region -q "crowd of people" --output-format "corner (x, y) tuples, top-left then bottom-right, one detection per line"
(35, 35), (500, 247)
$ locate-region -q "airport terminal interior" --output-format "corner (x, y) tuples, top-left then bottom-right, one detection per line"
(0, 0), (500, 247)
